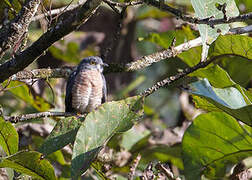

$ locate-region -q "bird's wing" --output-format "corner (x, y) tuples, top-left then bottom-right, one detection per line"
(65, 70), (77, 112)
(101, 74), (107, 103)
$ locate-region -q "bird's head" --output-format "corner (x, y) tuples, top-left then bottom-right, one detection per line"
(78, 56), (108, 73)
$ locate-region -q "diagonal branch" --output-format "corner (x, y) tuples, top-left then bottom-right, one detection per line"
(0, 0), (40, 57)
(141, 55), (224, 97)
(0, 0), (102, 83)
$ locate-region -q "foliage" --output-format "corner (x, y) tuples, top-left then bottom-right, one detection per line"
(0, 0), (252, 179)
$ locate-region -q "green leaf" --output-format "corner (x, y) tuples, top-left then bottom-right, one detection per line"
(188, 78), (252, 126)
(7, 81), (52, 112)
(190, 64), (235, 88)
(0, 117), (18, 156)
(207, 35), (252, 87)
(182, 112), (252, 179)
(0, 151), (56, 180)
(71, 96), (144, 178)
(209, 35), (252, 59)
(39, 116), (83, 155)
(218, 56), (252, 87)
(191, 0), (239, 60)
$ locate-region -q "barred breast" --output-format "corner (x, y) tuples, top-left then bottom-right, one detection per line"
(71, 69), (103, 113)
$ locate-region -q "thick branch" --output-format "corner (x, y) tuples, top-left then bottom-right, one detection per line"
(144, 0), (252, 26)
(4, 111), (76, 123)
(0, 0), (40, 57)
(0, 0), (102, 83)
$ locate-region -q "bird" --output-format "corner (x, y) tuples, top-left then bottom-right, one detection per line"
(65, 56), (108, 113)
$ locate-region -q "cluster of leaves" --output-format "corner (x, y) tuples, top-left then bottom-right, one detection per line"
(0, 0), (252, 179)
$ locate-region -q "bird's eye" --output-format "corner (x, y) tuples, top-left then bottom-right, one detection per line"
(90, 61), (96, 65)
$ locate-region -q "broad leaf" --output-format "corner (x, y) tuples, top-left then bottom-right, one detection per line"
(0, 151), (56, 180)
(39, 116), (83, 155)
(191, 0), (239, 60)
(182, 112), (252, 179)
(71, 96), (144, 178)
(0, 117), (18, 156)
(188, 79), (252, 126)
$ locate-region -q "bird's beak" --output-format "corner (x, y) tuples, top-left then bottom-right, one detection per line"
(102, 63), (109, 67)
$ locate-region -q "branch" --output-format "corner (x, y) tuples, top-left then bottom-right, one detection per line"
(102, 0), (143, 7)
(11, 66), (76, 80)
(4, 111), (77, 123)
(141, 55), (222, 97)
(32, 3), (79, 22)
(143, 0), (252, 26)
(0, 0), (40, 57)
(128, 154), (141, 180)
(9, 37), (202, 80)
(0, 0), (102, 83)
(229, 25), (252, 34)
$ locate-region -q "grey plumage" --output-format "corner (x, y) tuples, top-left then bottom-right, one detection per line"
(65, 56), (107, 113)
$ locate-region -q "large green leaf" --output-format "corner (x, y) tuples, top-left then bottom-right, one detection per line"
(0, 151), (56, 180)
(188, 78), (252, 126)
(0, 117), (18, 156)
(71, 96), (144, 178)
(191, 0), (239, 60)
(38, 116), (83, 155)
(182, 112), (252, 179)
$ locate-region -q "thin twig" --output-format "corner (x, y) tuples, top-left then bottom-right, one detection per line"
(155, 162), (181, 180)
(3, 111), (77, 123)
(140, 55), (222, 97)
(128, 154), (141, 180)
(102, 0), (143, 7)
(229, 25), (252, 34)
(32, 2), (79, 21)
